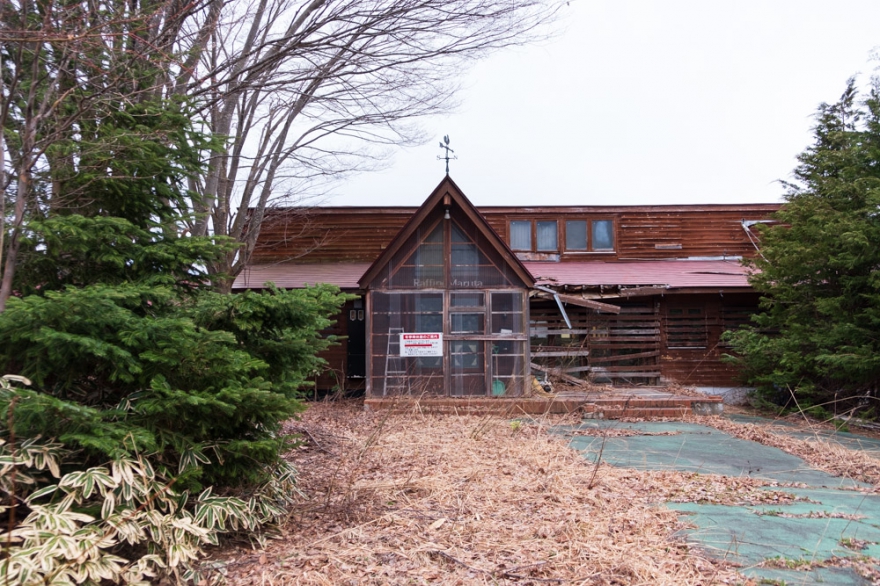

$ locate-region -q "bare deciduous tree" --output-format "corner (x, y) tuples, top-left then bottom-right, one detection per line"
(168, 0), (561, 290)
(1, 0), (561, 305)
(0, 0), (212, 310)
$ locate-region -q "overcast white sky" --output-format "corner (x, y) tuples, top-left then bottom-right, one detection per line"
(326, 0), (880, 207)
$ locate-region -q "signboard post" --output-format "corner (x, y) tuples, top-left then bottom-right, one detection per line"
(399, 333), (443, 357)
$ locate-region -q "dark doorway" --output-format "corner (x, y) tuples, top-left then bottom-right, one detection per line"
(347, 298), (366, 378)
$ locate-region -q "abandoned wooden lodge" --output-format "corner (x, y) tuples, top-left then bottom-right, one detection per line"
(234, 176), (779, 415)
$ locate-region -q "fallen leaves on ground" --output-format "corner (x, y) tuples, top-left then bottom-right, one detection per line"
(208, 401), (756, 585)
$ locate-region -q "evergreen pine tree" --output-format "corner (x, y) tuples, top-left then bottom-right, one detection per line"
(727, 79), (880, 411)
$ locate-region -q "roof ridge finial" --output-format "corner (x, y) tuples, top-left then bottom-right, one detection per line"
(437, 135), (457, 175)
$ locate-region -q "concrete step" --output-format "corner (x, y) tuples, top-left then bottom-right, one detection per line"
(364, 395), (722, 418)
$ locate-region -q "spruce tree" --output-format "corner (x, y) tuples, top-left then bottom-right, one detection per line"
(0, 98), (347, 489)
(727, 79), (880, 412)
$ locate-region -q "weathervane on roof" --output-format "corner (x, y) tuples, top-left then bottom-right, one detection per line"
(437, 135), (457, 175)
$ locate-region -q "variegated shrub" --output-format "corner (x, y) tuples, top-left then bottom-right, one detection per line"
(1, 375), (299, 585)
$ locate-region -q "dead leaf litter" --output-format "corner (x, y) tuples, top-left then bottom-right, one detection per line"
(208, 402), (771, 585)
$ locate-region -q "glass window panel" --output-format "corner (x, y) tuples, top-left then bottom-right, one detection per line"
(415, 294), (443, 312)
(592, 220), (614, 250)
(424, 225), (443, 242)
(451, 243), (479, 266)
(450, 222), (469, 243)
(565, 220), (587, 250)
(416, 315), (442, 332)
(450, 374), (487, 396)
(492, 312), (523, 334)
(536, 221), (558, 251)
(451, 251), (506, 286)
(408, 373), (445, 394)
(450, 341), (484, 371)
(451, 293), (484, 307)
(451, 313), (485, 334)
(491, 292), (523, 333)
(417, 242), (443, 265)
(491, 340), (523, 356)
(490, 376), (523, 397)
(415, 357), (442, 369)
(510, 221), (531, 250)
(415, 293), (442, 332)
(492, 354), (523, 377)
(491, 292), (520, 312)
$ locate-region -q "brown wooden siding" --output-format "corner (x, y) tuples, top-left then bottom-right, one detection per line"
(254, 208), (415, 264)
(310, 292), (759, 391)
(658, 293), (758, 387)
(253, 205), (779, 264)
(530, 299), (662, 386)
(616, 211), (767, 260)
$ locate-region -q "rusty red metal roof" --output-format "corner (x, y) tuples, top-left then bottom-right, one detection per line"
(233, 262), (372, 290)
(233, 259), (753, 291)
(523, 260), (752, 289)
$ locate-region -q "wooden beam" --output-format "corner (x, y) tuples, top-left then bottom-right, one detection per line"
(535, 291), (621, 314)
(616, 287), (668, 298)
(587, 349), (660, 364)
(530, 362), (584, 385)
(531, 350), (590, 358)
(556, 293), (621, 314)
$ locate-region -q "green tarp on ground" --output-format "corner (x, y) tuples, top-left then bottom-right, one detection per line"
(556, 420), (880, 585)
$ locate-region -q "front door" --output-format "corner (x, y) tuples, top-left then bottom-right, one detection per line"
(346, 299), (366, 378)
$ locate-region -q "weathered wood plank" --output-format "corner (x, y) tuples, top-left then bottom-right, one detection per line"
(588, 350), (660, 364)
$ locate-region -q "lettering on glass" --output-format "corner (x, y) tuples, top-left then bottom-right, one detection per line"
(413, 279), (484, 288)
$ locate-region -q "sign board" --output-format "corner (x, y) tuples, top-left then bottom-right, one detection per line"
(400, 332), (443, 357)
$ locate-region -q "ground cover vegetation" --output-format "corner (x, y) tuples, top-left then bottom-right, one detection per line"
(725, 78), (880, 415)
(208, 402), (880, 585)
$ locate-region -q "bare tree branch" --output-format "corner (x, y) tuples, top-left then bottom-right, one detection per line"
(173, 0), (562, 290)
(2, 0), (563, 302)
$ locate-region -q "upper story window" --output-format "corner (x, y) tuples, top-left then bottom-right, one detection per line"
(565, 219), (614, 252)
(510, 220), (558, 252)
(510, 219), (614, 253)
(510, 221), (532, 250)
(536, 221), (557, 251)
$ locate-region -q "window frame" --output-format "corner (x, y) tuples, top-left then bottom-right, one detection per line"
(508, 220), (560, 253)
(561, 217), (616, 254)
(509, 220), (532, 251)
(509, 218), (616, 254)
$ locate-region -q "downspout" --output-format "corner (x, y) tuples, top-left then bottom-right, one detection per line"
(535, 285), (572, 329)
(741, 220), (772, 262)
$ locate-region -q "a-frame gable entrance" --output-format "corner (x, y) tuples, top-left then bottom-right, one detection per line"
(360, 177), (534, 398)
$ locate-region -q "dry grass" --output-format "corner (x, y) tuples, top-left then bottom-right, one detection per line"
(207, 401), (774, 585)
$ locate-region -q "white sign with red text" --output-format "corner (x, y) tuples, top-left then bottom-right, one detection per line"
(399, 332), (443, 357)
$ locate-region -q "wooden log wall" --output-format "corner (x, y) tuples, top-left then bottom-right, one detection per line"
(530, 299), (661, 385)
(529, 292), (760, 388)
(253, 208), (415, 263)
(253, 205), (779, 263)
(658, 293), (758, 387)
